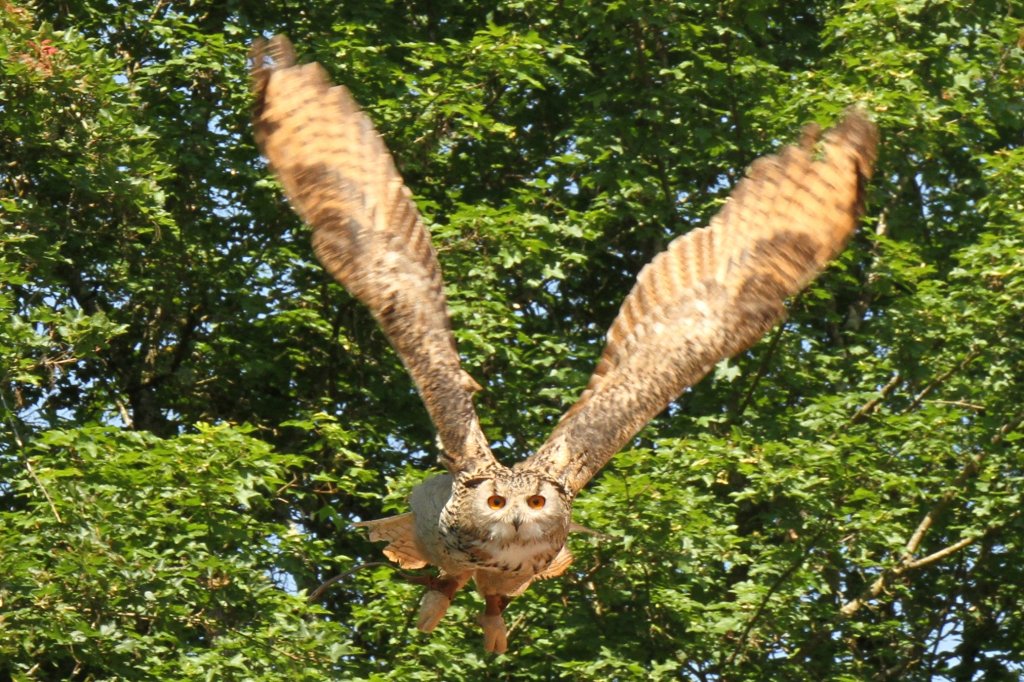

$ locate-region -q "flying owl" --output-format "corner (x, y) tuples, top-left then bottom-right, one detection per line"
(249, 35), (878, 654)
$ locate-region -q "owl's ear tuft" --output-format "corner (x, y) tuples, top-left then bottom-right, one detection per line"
(460, 476), (491, 489)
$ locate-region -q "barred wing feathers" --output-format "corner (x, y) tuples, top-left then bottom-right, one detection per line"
(522, 111), (879, 494)
(250, 36), (497, 477)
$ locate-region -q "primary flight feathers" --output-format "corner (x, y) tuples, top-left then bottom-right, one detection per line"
(251, 35), (497, 478)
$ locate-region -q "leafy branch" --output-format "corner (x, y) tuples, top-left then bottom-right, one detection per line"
(840, 412), (1023, 617)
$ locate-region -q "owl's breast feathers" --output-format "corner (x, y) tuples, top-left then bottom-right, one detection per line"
(358, 508), (576, 597)
(355, 473), (577, 596)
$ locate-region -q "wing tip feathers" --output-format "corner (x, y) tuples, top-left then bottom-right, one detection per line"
(249, 34), (296, 74)
(249, 35), (299, 142)
(828, 107), (880, 182)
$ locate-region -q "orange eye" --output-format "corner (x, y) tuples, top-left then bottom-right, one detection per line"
(526, 495), (546, 509)
(487, 495), (506, 510)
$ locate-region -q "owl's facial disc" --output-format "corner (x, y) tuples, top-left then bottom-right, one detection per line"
(453, 473), (569, 544)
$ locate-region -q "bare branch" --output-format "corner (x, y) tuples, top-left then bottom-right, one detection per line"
(904, 348), (981, 414)
(840, 534), (973, 618)
(840, 411), (1023, 617)
(850, 373), (902, 425)
(24, 459), (63, 525)
(925, 399), (986, 412)
(907, 535), (977, 570)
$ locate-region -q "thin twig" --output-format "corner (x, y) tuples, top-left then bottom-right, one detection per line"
(730, 317), (789, 423)
(1, 388), (63, 523)
(725, 526), (828, 667)
(505, 611), (528, 642)
(307, 562), (403, 603)
(925, 399), (986, 412)
(904, 348), (981, 414)
(0, 386), (25, 449)
(843, 176), (918, 332)
(24, 459), (63, 524)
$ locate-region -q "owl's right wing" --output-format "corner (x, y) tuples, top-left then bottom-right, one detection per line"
(250, 36), (498, 477)
(520, 110), (878, 495)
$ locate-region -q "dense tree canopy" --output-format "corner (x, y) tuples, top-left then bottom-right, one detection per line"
(2, 0), (1022, 679)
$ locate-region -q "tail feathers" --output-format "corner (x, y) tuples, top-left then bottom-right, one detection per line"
(355, 513), (428, 569)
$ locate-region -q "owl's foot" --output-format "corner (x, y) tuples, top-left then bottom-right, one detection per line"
(477, 613), (507, 654)
(477, 594), (511, 654)
(411, 575), (466, 632)
(417, 590), (451, 632)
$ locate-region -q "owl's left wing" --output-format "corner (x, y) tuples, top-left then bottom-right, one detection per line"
(250, 36), (498, 477)
(519, 110), (878, 495)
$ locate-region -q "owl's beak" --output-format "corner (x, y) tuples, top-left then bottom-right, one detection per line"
(511, 514), (524, 532)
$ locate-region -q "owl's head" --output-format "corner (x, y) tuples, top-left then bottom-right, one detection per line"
(451, 469), (572, 544)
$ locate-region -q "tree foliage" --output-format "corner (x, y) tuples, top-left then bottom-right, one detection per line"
(2, 0), (1022, 679)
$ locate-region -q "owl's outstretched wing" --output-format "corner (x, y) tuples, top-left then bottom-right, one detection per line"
(520, 110), (878, 494)
(354, 513), (428, 569)
(250, 36), (498, 477)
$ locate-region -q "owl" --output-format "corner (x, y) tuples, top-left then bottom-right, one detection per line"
(249, 35), (878, 653)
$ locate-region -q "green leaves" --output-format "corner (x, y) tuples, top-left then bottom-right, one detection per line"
(0, 424), (353, 678)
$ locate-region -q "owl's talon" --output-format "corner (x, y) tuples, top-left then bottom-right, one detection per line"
(417, 590), (451, 632)
(477, 613), (508, 654)
(403, 574), (462, 599)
